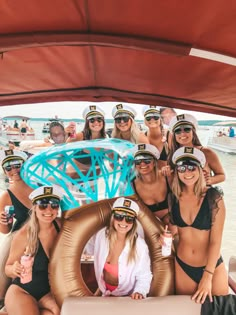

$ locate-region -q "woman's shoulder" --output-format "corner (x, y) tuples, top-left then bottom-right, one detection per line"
(0, 189), (11, 204)
(12, 224), (28, 242)
(207, 186), (224, 198)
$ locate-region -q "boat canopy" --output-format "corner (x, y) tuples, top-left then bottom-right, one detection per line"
(0, 1), (236, 117)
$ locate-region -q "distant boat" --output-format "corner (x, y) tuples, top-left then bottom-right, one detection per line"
(0, 115), (35, 146)
(207, 126), (236, 154)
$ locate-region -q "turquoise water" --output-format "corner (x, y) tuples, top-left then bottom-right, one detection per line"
(0, 122), (235, 267)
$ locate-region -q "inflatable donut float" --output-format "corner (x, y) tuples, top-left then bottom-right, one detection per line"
(49, 194), (175, 307)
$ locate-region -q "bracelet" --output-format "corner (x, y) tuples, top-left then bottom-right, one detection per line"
(203, 268), (214, 275)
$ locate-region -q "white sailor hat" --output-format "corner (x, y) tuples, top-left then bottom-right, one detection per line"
(172, 146), (206, 168)
(82, 105), (105, 120)
(29, 185), (64, 204)
(112, 104), (137, 119)
(132, 143), (160, 160)
(142, 105), (160, 118)
(169, 113), (198, 132)
(0, 149), (28, 167)
(112, 197), (139, 217)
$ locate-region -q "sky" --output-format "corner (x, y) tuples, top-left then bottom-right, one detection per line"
(0, 101), (233, 121)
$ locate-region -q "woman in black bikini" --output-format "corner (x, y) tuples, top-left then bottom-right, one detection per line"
(131, 144), (174, 230)
(4, 185), (62, 315)
(170, 146), (228, 303)
(0, 149), (33, 234)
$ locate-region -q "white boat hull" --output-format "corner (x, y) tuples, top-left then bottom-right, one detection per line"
(208, 136), (236, 154)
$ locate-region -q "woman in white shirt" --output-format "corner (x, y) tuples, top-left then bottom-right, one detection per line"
(88, 197), (152, 299)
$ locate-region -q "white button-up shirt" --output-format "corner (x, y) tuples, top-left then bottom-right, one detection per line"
(90, 228), (152, 297)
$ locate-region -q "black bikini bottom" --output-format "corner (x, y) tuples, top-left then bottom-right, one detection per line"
(176, 255), (223, 284)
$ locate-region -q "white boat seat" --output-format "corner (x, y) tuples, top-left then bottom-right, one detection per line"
(61, 296), (201, 315)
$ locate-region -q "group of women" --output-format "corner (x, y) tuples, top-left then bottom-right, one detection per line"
(0, 104), (230, 314)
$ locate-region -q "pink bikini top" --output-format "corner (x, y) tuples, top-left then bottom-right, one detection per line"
(104, 262), (119, 291)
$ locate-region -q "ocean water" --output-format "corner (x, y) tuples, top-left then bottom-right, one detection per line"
(0, 121), (235, 268)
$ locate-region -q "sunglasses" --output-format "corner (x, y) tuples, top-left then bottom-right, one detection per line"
(145, 116), (160, 121)
(35, 199), (60, 210)
(3, 163), (22, 172)
(114, 117), (130, 123)
(176, 165), (197, 173)
(134, 158), (153, 165)
(174, 127), (192, 135)
(88, 117), (103, 123)
(113, 212), (135, 224)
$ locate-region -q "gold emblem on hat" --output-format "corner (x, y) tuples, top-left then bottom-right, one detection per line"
(184, 147), (194, 154)
(44, 187), (53, 195)
(150, 105), (156, 108)
(116, 104), (123, 109)
(177, 114), (185, 121)
(89, 105), (96, 110)
(4, 149), (14, 156)
(138, 144), (145, 150)
(123, 200), (131, 208)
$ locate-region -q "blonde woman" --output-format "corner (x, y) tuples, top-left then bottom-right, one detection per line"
(143, 105), (169, 168)
(87, 197), (152, 299)
(4, 185), (62, 315)
(111, 104), (149, 144)
(170, 147), (228, 303)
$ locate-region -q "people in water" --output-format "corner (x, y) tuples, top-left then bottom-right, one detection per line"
(4, 185), (62, 315)
(66, 105), (106, 142)
(131, 143), (173, 230)
(0, 149), (33, 234)
(143, 105), (169, 168)
(86, 197), (152, 298)
(169, 146), (228, 303)
(111, 104), (149, 144)
(166, 113), (225, 185)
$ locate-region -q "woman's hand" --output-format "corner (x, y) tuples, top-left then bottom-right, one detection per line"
(203, 170), (211, 186)
(191, 272), (213, 304)
(0, 211), (13, 225)
(161, 165), (173, 177)
(130, 292), (144, 300)
(11, 261), (23, 278)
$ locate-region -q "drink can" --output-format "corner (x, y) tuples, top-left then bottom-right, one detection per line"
(4, 205), (15, 218)
(20, 255), (34, 284)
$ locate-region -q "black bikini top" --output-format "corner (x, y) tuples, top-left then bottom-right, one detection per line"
(132, 179), (169, 212)
(170, 187), (223, 230)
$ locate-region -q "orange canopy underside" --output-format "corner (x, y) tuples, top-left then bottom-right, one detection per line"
(0, 0), (236, 116)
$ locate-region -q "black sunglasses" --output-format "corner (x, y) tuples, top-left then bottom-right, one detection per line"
(88, 117), (103, 123)
(115, 117), (130, 123)
(113, 212), (135, 224)
(35, 199), (60, 210)
(134, 158), (153, 165)
(174, 127), (192, 135)
(3, 164), (22, 172)
(176, 165), (197, 173)
(145, 116), (160, 121)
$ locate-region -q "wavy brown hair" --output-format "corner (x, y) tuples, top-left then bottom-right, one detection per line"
(82, 118), (106, 140)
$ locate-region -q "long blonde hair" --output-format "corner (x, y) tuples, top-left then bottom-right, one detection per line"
(106, 214), (138, 264)
(26, 206), (40, 256)
(111, 118), (141, 144)
(171, 166), (205, 200)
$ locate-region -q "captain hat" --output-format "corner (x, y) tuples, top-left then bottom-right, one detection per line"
(132, 143), (160, 160)
(112, 197), (139, 217)
(0, 149), (28, 167)
(82, 105), (105, 120)
(169, 113), (198, 132)
(143, 105), (160, 118)
(29, 185), (64, 204)
(172, 146), (206, 168)
(112, 104), (137, 119)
